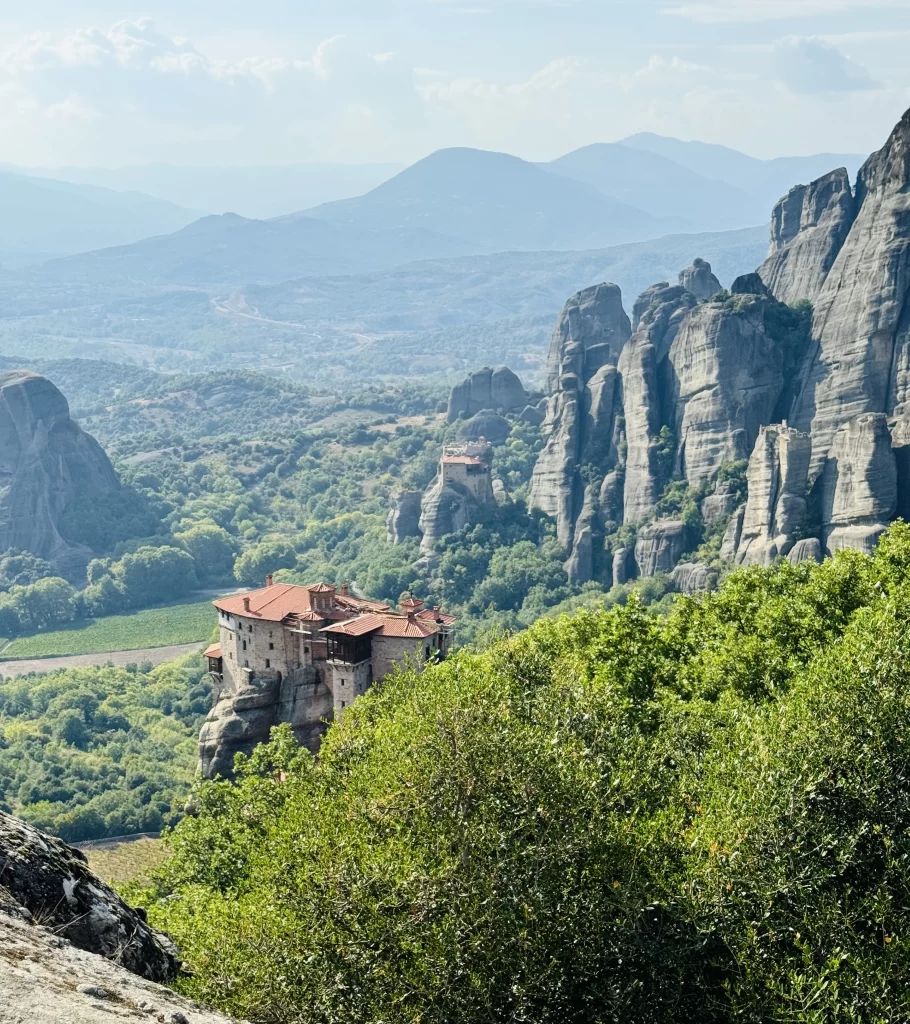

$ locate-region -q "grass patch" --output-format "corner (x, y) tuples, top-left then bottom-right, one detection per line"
(84, 838), (169, 886)
(0, 598), (216, 659)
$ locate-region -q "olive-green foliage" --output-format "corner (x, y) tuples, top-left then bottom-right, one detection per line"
(141, 524), (910, 1023)
(0, 654), (209, 842)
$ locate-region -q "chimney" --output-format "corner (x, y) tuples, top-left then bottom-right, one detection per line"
(265, 574), (273, 588)
(341, 583), (349, 596)
(243, 596), (251, 613)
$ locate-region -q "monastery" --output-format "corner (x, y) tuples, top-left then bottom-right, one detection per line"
(199, 578), (454, 778)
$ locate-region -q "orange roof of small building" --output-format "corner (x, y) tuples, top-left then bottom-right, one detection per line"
(441, 455), (486, 466)
(416, 608), (456, 626)
(308, 582), (336, 593)
(321, 612), (444, 639)
(203, 643), (222, 659)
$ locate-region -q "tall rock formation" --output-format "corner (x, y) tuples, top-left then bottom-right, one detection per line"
(669, 298), (786, 485)
(758, 168), (856, 306)
(0, 371), (122, 575)
(447, 366), (527, 422)
(530, 284), (630, 554)
(734, 424), (811, 566)
(678, 258), (722, 300)
(791, 110), (910, 489)
(387, 490), (423, 544)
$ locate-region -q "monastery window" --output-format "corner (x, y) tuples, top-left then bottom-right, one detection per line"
(269, 642), (274, 650)
(244, 660), (249, 668)
(304, 646), (309, 654)
(242, 639), (247, 651)
(265, 659), (271, 669)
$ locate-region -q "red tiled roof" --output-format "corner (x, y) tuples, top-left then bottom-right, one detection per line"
(442, 456), (486, 466)
(214, 583), (314, 622)
(416, 608), (456, 626)
(308, 582), (336, 593)
(203, 643), (222, 659)
(321, 613), (442, 639)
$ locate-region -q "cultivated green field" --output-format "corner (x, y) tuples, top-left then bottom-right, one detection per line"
(0, 598), (216, 659)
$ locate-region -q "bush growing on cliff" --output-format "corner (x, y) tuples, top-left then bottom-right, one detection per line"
(138, 523), (910, 1023)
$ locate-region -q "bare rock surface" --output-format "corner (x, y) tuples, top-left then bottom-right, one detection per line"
(447, 366), (527, 423)
(670, 561), (719, 594)
(0, 811), (177, 983)
(635, 519), (688, 578)
(758, 168), (856, 306)
(669, 299), (786, 486)
(788, 538), (823, 565)
(386, 489), (423, 545)
(678, 258), (721, 300)
(0, 911), (234, 1024)
(734, 424), (811, 566)
(544, 283), (630, 393)
(0, 371), (121, 576)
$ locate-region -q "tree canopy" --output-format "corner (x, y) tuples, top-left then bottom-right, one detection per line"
(137, 522), (910, 1023)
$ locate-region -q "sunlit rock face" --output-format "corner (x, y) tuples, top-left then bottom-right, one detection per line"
(0, 370), (120, 575)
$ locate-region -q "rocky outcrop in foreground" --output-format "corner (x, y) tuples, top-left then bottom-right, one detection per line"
(0, 811), (231, 1022)
(0, 370), (121, 576)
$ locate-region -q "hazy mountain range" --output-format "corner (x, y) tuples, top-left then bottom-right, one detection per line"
(1, 136), (864, 270)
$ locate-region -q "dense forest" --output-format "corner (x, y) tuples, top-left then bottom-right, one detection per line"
(134, 524), (910, 1023)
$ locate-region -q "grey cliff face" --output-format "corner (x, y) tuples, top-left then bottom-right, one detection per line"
(530, 284), (630, 549)
(822, 413), (897, 555)
(634, 519), (688, 578)
(758, 168), (856, 307)
(457, 409), (512, 445)
(792, 112), (910, 485)
(678, 258), (722, 301)
(446, 365), (527, 423)
(0, 811), (179, 983)
(544, 283), (631, 393)
(734, 424), (811, 566)
(387, 489), (424, 545)
(670, 561), (719, 595)
(0, 370), (121, 575)
(669, 299), (786, 486)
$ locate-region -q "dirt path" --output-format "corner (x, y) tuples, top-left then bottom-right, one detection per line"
(0, 642), (205, 678)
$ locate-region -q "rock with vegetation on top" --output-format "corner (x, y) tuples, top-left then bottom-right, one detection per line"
(456, 409), (511, 445)
(670, 561), (720, 594)
(446, 366), (527, 423)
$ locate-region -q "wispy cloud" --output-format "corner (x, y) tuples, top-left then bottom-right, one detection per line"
(663, 0), (907, 23)
(774, 35), (878, 94)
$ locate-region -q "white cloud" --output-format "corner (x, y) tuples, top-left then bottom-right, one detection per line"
(774, 36), (877, 94)
(663, 0), (907, 23)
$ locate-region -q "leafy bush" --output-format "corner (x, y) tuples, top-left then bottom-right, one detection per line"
(140, 524), (910, 1023)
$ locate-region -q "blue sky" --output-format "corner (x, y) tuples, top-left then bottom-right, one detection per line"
(1, 0), (908, 167)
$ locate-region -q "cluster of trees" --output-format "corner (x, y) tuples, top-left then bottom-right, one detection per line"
(0, 654), (209, 842)
(138, 524), (910, 1022)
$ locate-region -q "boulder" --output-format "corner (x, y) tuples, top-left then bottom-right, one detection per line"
(735, 424), (811, 566)
(730, 272), (770, 297)
(0, 811), (178, 983)
(670, 561), (720, 595)
(757, 168), (856, 306)
(788, 537), (824, 565)
(386, 490), (423, 544)
(519, 402), (545, 426)
(634, 519), (688, 578)
(0, 370), (122, 576)
(457, 409), (511, 445)
(678, 258), (722, 300)
(446, 366), (527, 423)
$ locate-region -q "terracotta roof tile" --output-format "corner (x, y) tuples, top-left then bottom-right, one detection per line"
(214, 583), (314, 622)
(441, 455), (486, 466)
(308, 582), (336, 593)
(203, 643), (222, 659)
(321, 613), (441, 639)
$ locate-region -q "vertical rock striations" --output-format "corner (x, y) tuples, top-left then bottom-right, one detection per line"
(446, 366), (527, 422)
(734, 424), (811, 566)
(758, 168), (856, 306)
